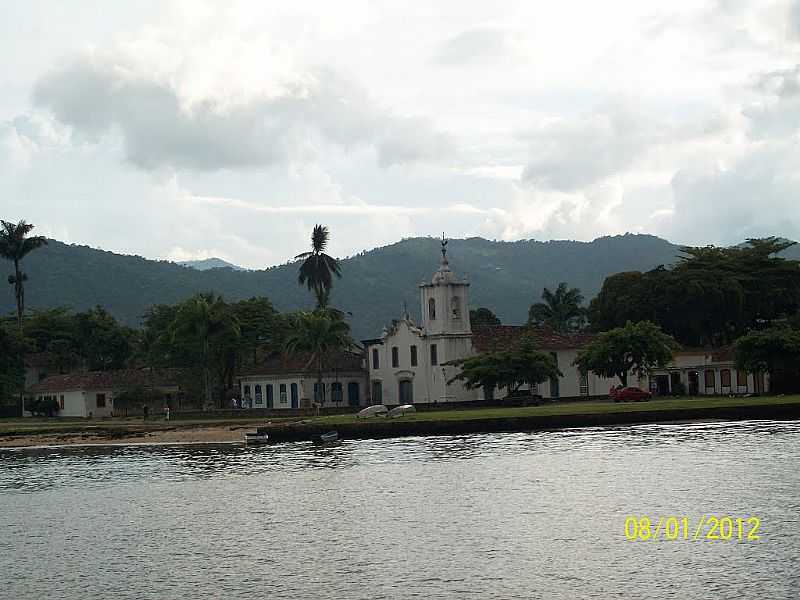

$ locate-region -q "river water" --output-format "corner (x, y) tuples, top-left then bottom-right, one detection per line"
(1, 420), (799, 599)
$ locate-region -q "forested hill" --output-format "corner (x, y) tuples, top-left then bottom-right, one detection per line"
(3, 234), (793, 339)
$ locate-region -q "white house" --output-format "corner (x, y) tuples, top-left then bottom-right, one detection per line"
(27, 369), (185, 417)
(649, 347), (768, 396)
(364, 241), (624, 405)
(237, 351), (367, 410)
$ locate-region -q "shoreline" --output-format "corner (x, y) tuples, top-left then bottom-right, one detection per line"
(2, 397), (800, 449)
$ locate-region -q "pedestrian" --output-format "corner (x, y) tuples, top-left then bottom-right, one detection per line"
(164, 405), (170, 421)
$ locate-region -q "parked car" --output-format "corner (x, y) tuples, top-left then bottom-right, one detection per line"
(610, 386), (652, 402)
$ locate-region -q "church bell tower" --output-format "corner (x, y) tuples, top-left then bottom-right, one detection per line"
(419, 235), (471, 336)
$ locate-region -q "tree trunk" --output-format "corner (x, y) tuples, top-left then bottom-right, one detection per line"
(316, 354), (323, 416)
(13, 259), (23, 332)
(618, 371), (628, 387)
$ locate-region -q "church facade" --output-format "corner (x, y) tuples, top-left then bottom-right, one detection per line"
(364, 241), (620, 405)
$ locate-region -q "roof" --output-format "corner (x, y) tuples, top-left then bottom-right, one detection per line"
(471, 325), (595, 352)
(28, 368), (185, 393)
(238, 351), (365, 378)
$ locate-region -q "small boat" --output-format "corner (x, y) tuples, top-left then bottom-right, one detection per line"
(312, 431), (339, 445)
(356, 405), (388, 418)
(388, 404), (416, 418)
(244, 431), (270, 445)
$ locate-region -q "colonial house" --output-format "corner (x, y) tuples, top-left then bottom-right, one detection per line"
(649, 347), (768, 396)
(237, 351), (367, 410)
(364, 242), (625, 405)
(27, 369), (185, 417)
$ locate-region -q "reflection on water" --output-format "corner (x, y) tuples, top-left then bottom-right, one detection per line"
(1, 420), (799, 599)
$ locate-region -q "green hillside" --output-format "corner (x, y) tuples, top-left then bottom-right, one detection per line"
(0, 233), (749, 338)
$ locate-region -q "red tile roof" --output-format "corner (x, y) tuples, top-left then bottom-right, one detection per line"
(28, 368), (186, 393)
(238, 351), (365, 377)
(471, 325), (595, 352)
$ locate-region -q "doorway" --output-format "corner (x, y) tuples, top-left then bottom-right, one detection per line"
(348, 382), (360, 406)
(399, 380), (413, 404)
(688, 371), (699, 396)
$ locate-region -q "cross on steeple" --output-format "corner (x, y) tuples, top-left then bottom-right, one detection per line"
(441, 232), (448, 262)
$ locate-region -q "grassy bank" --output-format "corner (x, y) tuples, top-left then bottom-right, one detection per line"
(2, 396), (800, 446)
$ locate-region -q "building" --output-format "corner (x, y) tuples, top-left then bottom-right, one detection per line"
(27, 369), (185, 417)
(237, 351), (367, 410)
(364, 241), (624, 405)
(649, 347), (768, 396)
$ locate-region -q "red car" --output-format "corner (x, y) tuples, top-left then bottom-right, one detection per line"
(610, 386), (652, 402)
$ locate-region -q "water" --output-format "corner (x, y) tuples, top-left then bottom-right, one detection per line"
(1, 420), (799, 599)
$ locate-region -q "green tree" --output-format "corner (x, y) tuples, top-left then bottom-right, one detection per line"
(0, 322), (26, 406)
(528, 282), (585, 333)
(295, 225), (342, 309)
(734, 326), (800, 393)
(74, 306), (136, 371)
(447, 337), (561, 399)
(0, 220), (48, 331)
(574, 321), (678, 387)
(469, 307), (501, 328)
(230, 297), (282, 366)
(283, 309), (354, 409)
(170, 294), (240, 408)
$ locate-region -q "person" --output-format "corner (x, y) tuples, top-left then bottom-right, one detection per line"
(143, 404), (149, 421)
(164, 405), (170, 421)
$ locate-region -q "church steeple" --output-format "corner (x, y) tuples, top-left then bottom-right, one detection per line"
(419, 235), (471, 335)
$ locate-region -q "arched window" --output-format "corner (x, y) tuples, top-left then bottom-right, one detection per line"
(451, 296), (461, 319)
(428, 298), (436, 320)
(331, 382), (343, 403)
(720, 369), (731, 388)
(254, 384), (263, 404)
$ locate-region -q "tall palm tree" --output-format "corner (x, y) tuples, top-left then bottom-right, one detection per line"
(170, 294), (240, 409)
(0, 220), (48, 331)
(528, 282), (586, 333)
(295, 225), (342, 309)
(283, 309), (354, 412)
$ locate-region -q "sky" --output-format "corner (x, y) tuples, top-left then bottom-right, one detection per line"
(2, 0), (800, 268)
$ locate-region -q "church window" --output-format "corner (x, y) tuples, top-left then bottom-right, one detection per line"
(451, 296), (461, 319)
(430, 344), (438, 366)
(392, 347), (399, 368)
(428, 298), (436, 320)
(410, 345), (418, 367)
(372, 348), (379, 370)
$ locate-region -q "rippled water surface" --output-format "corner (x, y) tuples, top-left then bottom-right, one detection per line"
(1, 420), (799, 599)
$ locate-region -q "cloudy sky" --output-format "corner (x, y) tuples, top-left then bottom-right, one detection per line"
(2, 0), (800, 268)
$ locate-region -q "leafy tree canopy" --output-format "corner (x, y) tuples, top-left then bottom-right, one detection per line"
(573, 320), (678, 387)
(528, 282), (586, 333)
(469, 307), (501, 328)
(734, 326), (800, 375)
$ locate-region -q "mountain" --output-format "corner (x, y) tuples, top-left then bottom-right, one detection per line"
(2, 234), (795, 339)
(178, 258), (245, 271)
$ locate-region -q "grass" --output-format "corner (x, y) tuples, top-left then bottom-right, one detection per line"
(2, 395), (800, 437)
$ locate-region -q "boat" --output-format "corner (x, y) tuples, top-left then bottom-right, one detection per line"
(356, 405), (389, 418)
(244, 431), (270, 445)
(312, 431), (339, 445)
(388, 404), (416, 418)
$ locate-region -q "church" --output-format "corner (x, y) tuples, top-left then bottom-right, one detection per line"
(363, 239), (617, 405)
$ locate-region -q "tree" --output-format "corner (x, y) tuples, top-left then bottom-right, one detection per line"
(469, 307), (501, 328)
(74, 306), (136, 371)
(170, 294), (240, 409)
(283, 309), (354, 410)
(528, 282), (585, 333)
(295, 225), (342, 309)
(447, 336), (561, 399)
(230, 297), (282, 366)
(0, 322), (26, 406)
(734, 326), (800, 393)
(573, 321), (678, 387)
(0, 220), (48, 331)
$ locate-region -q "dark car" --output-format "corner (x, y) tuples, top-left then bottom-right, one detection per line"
(610, 386), (652, 402)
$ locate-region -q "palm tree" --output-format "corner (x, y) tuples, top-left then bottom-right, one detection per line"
(528, 282), (586, 333)
(170, 294), (240, 409)
(295, 225), (342, 309)
(0, 220), (48, 331)
(283, 310), (354, 413)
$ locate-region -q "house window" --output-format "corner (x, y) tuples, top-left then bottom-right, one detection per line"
(372, 348), (379, 370)
(579, 372), (589, 396)
(96, 393), (106, 408)
(392, 347), (399, 368)
(451, 296), (461, 319)
(59, 395), (64, 410)
(410, 345), (418, 367)
(430, 344), (438, 366)
(255, 384), (263, 404)
(314, 382), (326, 403)
(290, 383), (298, 407)
(720, 369), (731, 387)
(371, 380), (382, 404)
(428, 298), (436, 320)
(280, 384), (287, 404)
(243, 385), (251, 400)
(737, 371), (748, 387)
(704, 369), (715, 390)
(332, 382), (343, 403)
(266, 384), (274, 408)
